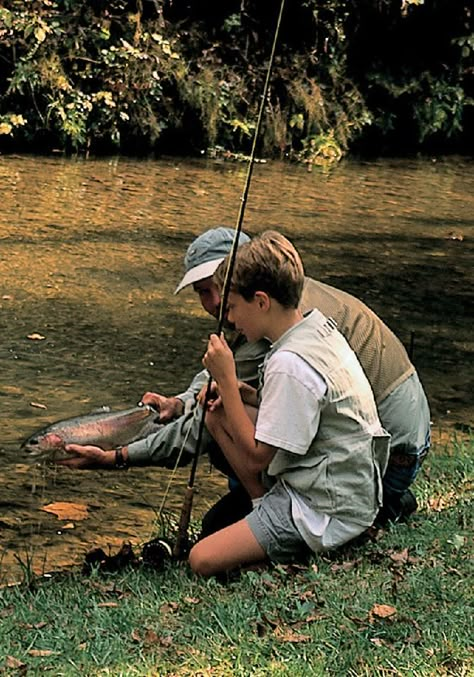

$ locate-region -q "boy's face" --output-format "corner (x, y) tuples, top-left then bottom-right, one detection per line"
(226, 290), (265, 342)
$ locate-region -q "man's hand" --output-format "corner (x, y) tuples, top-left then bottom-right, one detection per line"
(140, 392), (184, 422)
(55, 444), (115, 469)
(196, 380), (222, 411)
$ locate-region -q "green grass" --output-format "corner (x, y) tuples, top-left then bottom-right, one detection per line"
(1, 433), (472, 676)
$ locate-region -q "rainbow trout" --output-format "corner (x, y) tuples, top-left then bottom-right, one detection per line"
(22, 404), (161, 462)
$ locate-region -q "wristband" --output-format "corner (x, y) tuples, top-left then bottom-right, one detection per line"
(115, 446), (129, 469)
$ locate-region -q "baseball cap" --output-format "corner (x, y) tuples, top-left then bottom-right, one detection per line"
(174, 227), (251, 294)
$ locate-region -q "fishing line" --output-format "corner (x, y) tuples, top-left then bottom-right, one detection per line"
(173, 0), (287, 558)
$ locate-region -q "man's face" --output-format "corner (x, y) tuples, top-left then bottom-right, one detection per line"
(193, 277), (221, 318)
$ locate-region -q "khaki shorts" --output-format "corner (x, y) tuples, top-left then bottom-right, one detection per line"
(246, 481), (365, 563)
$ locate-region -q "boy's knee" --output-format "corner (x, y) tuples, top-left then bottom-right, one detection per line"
(188, 542), (215, 577)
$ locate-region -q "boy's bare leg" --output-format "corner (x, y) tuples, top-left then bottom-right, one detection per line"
(189, 517), (266, 577)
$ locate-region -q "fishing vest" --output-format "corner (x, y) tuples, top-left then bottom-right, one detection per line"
(262, 310), (390, 526)
(300, 278), (415, 403)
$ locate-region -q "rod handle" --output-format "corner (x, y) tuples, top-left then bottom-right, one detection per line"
(173, 485), (194, 559)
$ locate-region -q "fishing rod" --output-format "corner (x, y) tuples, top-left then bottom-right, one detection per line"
(173, 0), (287, 559)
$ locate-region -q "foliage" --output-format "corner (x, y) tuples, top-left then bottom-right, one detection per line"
(0, 1), (471, 158)
(0, 1), (185, 153)
(0, 433), (472, 675)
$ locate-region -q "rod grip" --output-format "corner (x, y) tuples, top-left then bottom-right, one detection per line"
(173, 485), (194, 559)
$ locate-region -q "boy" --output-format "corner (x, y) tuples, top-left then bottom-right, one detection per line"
(189, 231), (390, 576)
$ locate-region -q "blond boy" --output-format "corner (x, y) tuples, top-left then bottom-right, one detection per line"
(189, 231), (390, 576)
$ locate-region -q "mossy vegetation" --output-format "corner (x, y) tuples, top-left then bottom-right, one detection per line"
(0, 0), (472, 160)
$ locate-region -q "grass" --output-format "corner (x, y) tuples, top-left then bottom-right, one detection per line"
(0, 432), (472, 676)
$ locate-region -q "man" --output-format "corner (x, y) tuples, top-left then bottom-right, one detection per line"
(61, 226), (430, 528)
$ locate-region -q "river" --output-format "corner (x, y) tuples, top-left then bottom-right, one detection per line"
(0, 153), (472, 583)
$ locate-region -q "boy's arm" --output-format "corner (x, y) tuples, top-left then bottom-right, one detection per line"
(204, 334), (274, 474)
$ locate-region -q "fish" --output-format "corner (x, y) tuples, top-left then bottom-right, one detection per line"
(21, 404), (162, 462)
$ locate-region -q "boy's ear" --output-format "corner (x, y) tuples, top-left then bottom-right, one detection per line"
(255, 291), (271, 310)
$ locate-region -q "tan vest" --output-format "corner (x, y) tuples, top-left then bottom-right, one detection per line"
(300, 278), (414, 403)
(264, 310), (390, 526)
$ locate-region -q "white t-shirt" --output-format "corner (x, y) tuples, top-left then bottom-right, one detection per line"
(255, 350), (327, 454)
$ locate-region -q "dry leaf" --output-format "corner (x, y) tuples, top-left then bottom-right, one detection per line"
(160, 601), (179, 614)
(389, 548), (409, 564)
(6, 656), (25, 669)
(183, 596), (200, 605)
(97, 602), (118, 608)
(30, 401), (48, 410)
(273, 626), (311, 643)
(144, 629), (159, 645)
(331, 560), (358, 573)
(28, 649), (56, 657)
(371, 603), (397, 619)
(159, 635), (173, 648)
(41, 502), (89, 521)
(27, 333), (46, 340)
(370, 637), (394, 648)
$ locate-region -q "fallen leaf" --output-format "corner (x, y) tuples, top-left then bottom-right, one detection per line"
(305, 612), (327, 623)
(6, 656), (25, 669)
(183, 596), (200, 604)
(370, 603), (397, 620)
(389, 548), (409, 565)
(41, 502), (89, 521)
(159, 635), (173, 648)
(144, 629), (159, 645)
(27, 333), (46, 340)
(23, 621), (48, 630)
(370, 637), (394, 648)
(30, 401), (48, 410)
(160, 601), (179, 614)
(97, 602), (118, 608)
(330, 560), (359, 573)
(28, 649), (56, 657)
(273, 626), (311, 643)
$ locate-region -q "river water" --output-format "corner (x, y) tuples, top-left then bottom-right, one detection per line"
(0, 153), (472, 583)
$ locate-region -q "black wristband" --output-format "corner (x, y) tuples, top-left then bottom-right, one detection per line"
(115, 447), (129, 469)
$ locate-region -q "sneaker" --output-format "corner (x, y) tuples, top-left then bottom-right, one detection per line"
(374, 489), (418, 527)
(398, 489), (418, 521)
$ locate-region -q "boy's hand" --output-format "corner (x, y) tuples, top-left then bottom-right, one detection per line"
(203, 333), (236, 384)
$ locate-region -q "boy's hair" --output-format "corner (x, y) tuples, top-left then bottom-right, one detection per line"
(214, 230), (304, 308)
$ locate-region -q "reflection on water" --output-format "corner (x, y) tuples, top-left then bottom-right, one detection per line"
(0, 153), (472, 583)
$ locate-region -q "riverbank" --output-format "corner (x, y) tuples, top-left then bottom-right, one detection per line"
(1, 430), (472, 675)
